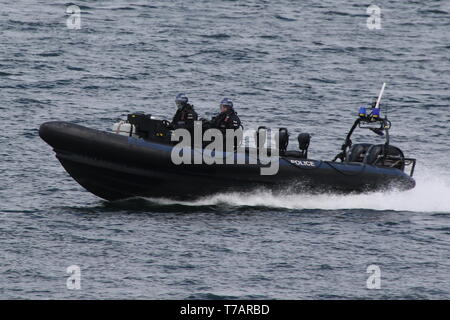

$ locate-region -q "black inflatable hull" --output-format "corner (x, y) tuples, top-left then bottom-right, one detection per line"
(39, 121), (415, 201)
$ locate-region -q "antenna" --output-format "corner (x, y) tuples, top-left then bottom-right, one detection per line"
(374, 82), (386, 109)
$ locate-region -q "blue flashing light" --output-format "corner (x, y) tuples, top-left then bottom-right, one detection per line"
(358, 106), (367, 118)
(372, 108), (380, 118)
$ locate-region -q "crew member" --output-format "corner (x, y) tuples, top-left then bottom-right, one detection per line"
(205, 98), (242, 151)
(171, 93), (198, 130)
(208, 98), (241, 131)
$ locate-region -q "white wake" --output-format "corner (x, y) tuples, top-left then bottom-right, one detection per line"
(146, 167), (450, 213)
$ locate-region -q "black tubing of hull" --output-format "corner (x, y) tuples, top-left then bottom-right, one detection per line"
(39, 121), (416, 201)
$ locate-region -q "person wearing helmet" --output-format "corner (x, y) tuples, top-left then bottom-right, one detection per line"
(171, 93), (198, 130)
(205, 98), (242, 151)
(208, 98), (241, 131)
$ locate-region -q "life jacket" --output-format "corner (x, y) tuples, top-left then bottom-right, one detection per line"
(172, 104), (198, 127)
(212, 109), (241, 130)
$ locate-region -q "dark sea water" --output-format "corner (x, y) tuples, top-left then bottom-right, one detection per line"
(1, 0), (449, 299)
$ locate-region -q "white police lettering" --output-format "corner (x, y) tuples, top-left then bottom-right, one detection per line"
(290, 160), (315, 167)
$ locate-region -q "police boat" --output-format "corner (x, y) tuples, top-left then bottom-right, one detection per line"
(39, 84), (416, 201)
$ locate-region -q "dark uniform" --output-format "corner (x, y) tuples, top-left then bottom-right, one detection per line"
(171, 103), (198, 130)
(206, 108), (242, 151)
(208, 109), (241, 132)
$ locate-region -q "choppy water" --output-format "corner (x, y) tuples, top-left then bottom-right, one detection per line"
(1, 0), (449, 299)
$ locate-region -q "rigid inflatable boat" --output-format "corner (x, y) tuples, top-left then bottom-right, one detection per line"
(39, 85), (416, 201)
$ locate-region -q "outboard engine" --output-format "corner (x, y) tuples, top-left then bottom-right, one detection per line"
(275, 128), (289, 155)
(297, 133), (311, 158)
